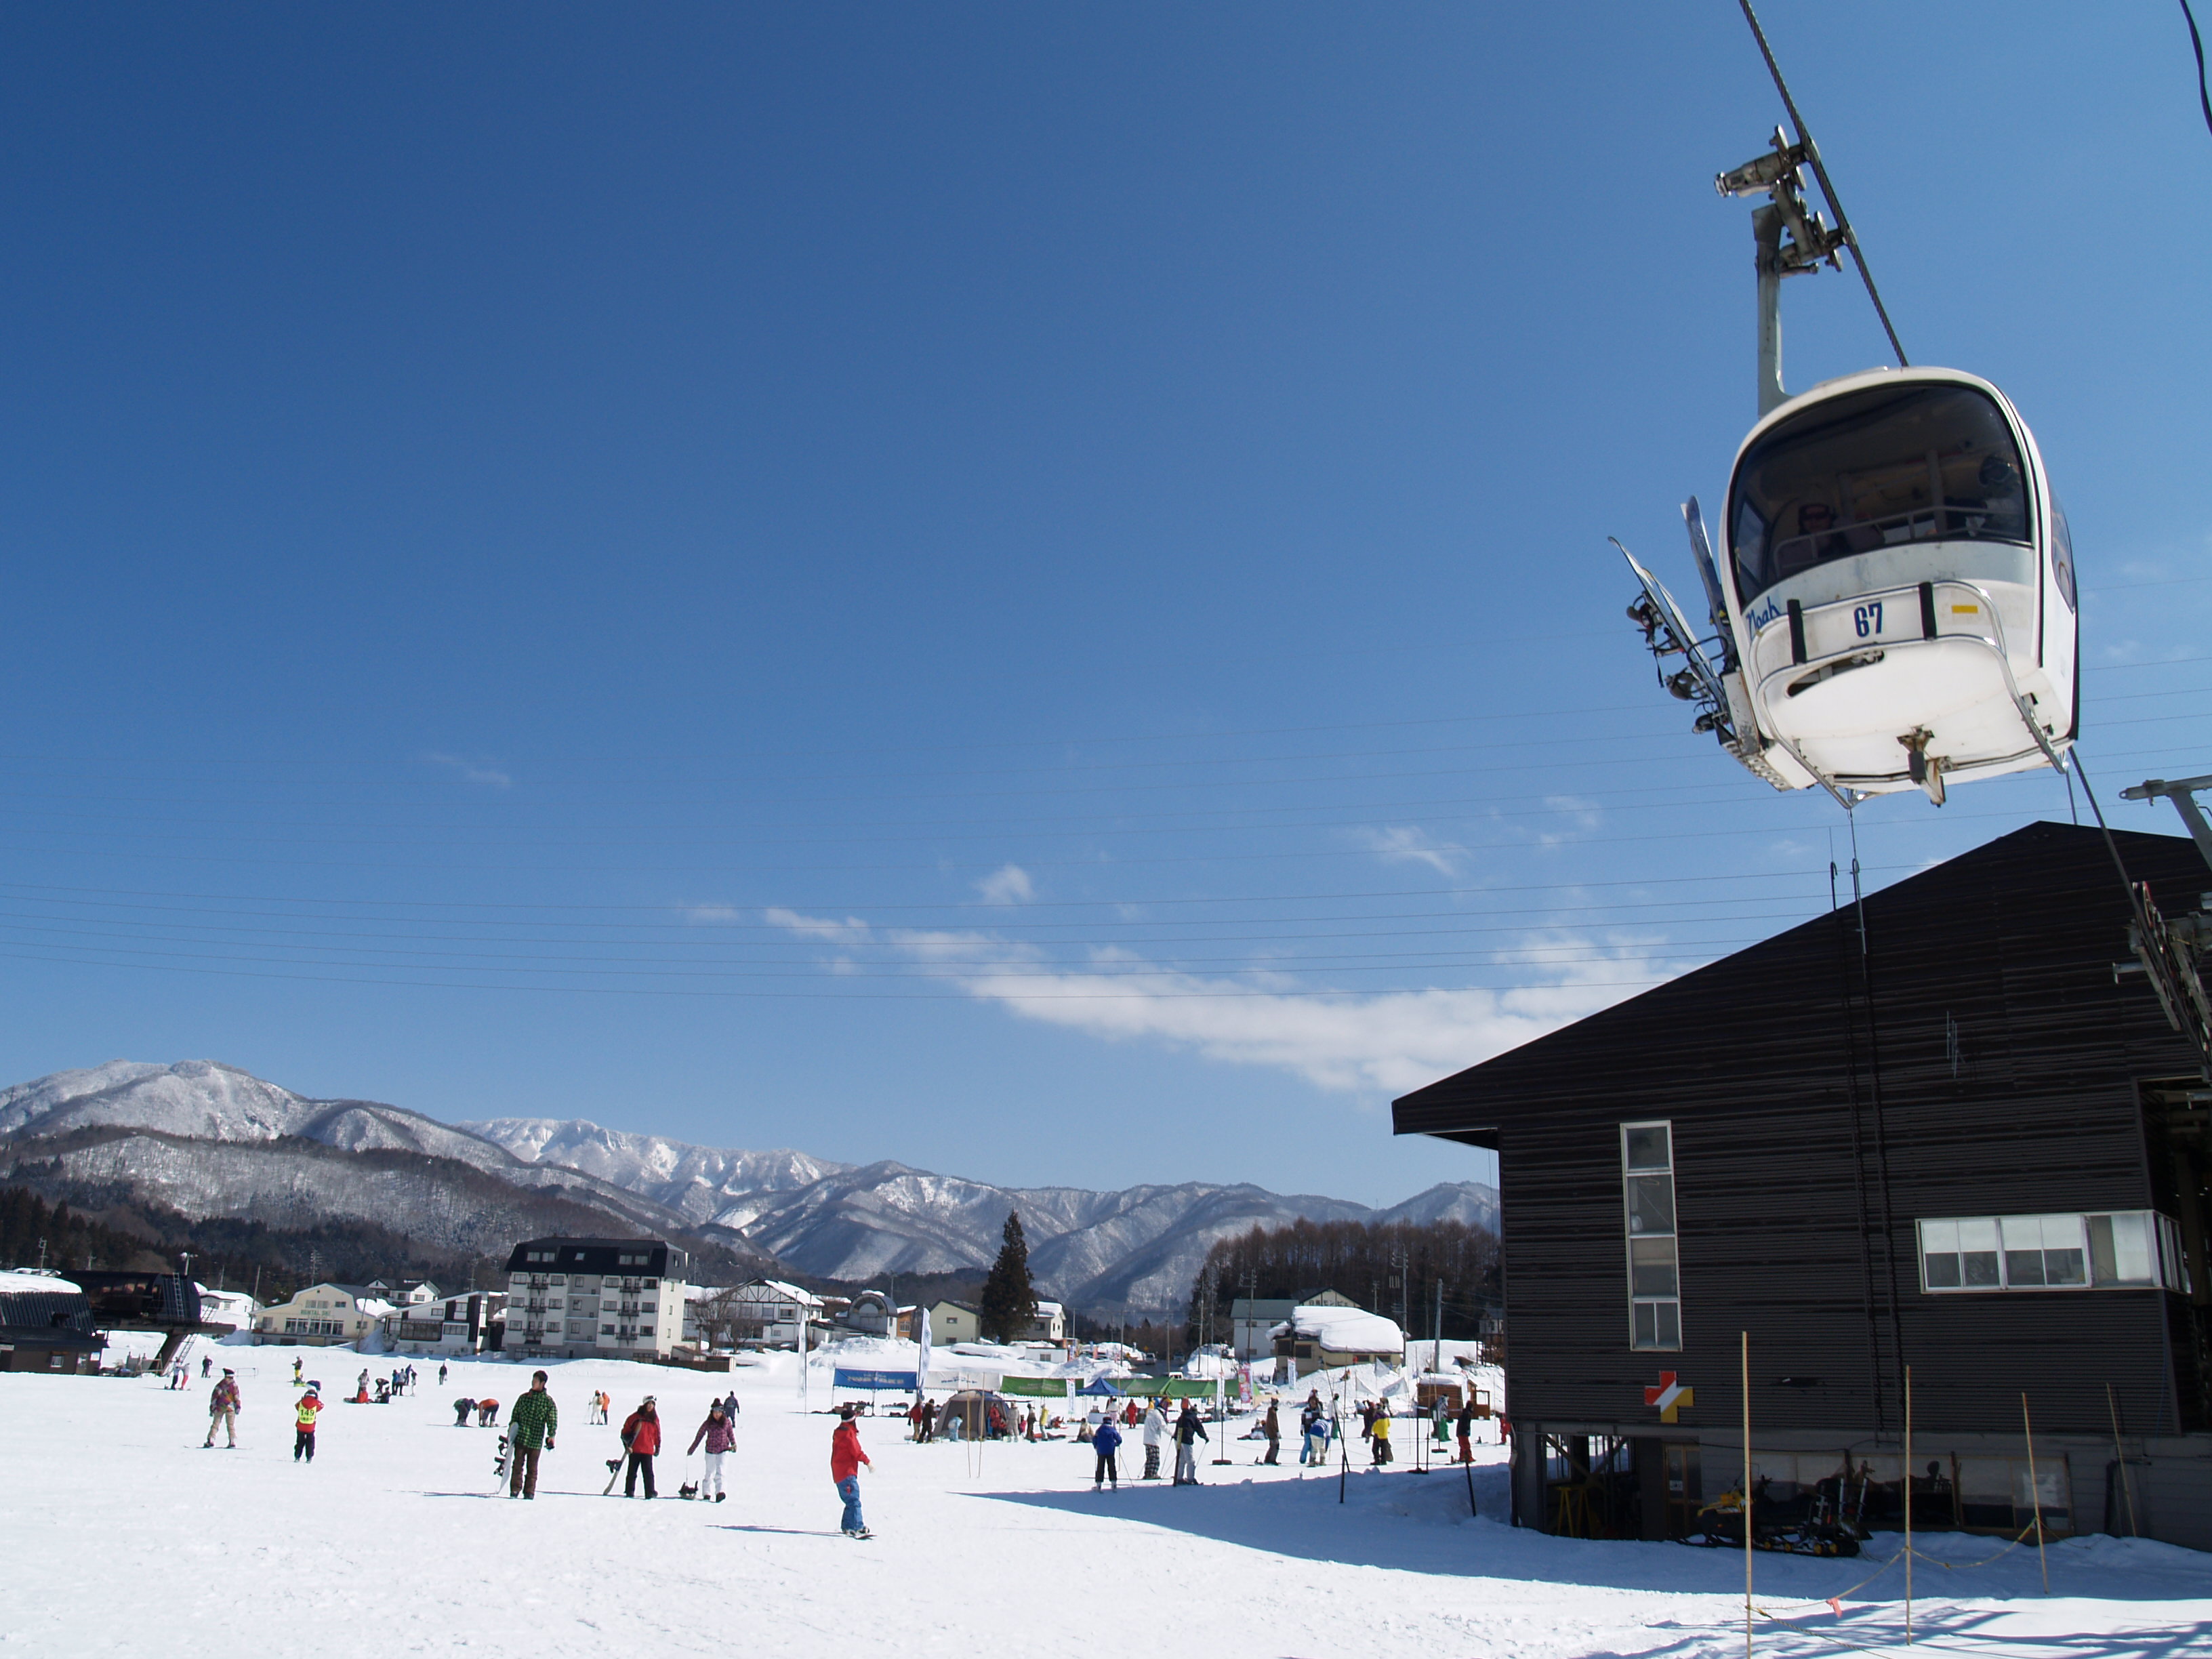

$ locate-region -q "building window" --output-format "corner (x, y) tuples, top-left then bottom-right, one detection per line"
(1919, 1212), (2188, 1293)
(1621, 1120), (1681, 1351)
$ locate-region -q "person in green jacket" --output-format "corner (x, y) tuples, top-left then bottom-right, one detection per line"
(507, 1371), (559, 1499)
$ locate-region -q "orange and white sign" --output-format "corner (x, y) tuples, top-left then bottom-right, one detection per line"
(1643, 1372), (1693, 1423)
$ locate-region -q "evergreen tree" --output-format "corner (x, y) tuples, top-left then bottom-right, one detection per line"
(977, 1209), (1037, 1344)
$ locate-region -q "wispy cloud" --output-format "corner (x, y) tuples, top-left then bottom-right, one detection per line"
(427, 753), (512, 787)
(765, 907), (1681, 1096)
(1354, 826), (1468, 878)
(683, 904), (743, 925)
(974, 863), (1036, 905)
(763, 907), (874, 945)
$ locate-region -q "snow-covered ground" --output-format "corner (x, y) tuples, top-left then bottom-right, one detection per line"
(2, 1343), (2206, 1658)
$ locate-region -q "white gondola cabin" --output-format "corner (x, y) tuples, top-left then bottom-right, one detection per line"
(1620, 101), (2078, 807)
(1717, 365), (2076, 801)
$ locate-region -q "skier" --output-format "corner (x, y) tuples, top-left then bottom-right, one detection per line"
(687, 1401), (735, 1503)
(619, 1396), (661, 1498)
(1260, 1399), (1280, 1465)
(1140, 1399), (1167, 1479)
(830, 1404), (872, 1537)
(1300, 1393), (1326, 1465)
(291, 1357), (304, 1386)
(204, 1368), (241, 1448)
(1172, 1401), (1208, 1486)
(506, 1370), (558, 1500)
(293, 1386), (323, 1463)
(1456, 1397), (1477, 1464)
(1091, 1411), (1122, 1489)
(476, 1397), (499, 1428)
(201, 1355), (212, 1379)
(453, 1396), (476, 1427)
(438, 1362), (448, 1388)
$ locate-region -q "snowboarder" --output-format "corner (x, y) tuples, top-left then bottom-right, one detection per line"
(918, 1398), (936, 1443)
(453, 1396), (476, 1427)
(1091, 1412), (1122, 1489)
(1172, 1401), (1208, 1486)
(1141, 1399), (1166, 1479)
(619, 1397), (661, 1498)
(476, 1397), (499, 1428)
(1260, 1399), (1280, 1465)
(506, 1370), (558, 1500)
(204, 1369), (241, 1448)
(687, 1401), (735, 1503)
(293, 1387), (323, 1462)
(830, 1404), (872, 1536)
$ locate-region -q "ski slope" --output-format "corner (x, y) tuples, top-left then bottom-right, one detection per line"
(1, 1344), (2205, 1658)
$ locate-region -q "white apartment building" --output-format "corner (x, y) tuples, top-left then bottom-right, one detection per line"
(503, 1237), (691, 1361)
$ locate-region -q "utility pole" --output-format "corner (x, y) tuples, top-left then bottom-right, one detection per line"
(1434, 1277), (1445, 1375)
(180, 1251), (195, 1286)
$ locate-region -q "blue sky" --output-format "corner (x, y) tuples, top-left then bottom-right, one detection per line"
(0, 3), (2207, 1206)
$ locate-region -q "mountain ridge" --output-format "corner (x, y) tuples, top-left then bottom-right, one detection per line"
(0, 1062), (1496, 1313)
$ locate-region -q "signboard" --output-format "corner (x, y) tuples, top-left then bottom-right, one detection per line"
(998, 1374), (1071, 1399)
(926, 1368), (1001, 1393)
(833, 1368), (919, 1392)
(1122, 1377), (1218, 1399)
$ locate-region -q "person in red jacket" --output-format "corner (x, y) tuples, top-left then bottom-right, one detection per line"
(830, 1404), (872, 1538)
(620, 1397), (662, 1499)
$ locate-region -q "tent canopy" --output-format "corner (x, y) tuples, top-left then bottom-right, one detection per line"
(1075, 1377), (1122, 1396)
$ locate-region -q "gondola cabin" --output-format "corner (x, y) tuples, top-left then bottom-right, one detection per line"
(1722, 366), (2078, 801)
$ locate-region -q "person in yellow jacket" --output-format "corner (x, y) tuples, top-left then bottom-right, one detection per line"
(293, 1387), (324, 1464)
(1370, 1408), (1393, 1466)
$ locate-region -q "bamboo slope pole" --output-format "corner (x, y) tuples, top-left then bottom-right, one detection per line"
(2024, 1393), (2048, 1595)
(1742, 1330), (1753, 1659)
(1904, 1365), (1913, 1646)
(2106, 1382), (2139, 1538)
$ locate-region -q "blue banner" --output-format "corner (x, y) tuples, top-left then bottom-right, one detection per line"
(834, 1368), (920, 1391)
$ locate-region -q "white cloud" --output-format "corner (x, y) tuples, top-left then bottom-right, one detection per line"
(765, 906), (1679, 1097)
(683, 905), (743, 925)
(1355, 826), (1467, 878)
(974, 864), (1036, 905)
(426, 753), (512, 787)
(762, 907), (874, 945)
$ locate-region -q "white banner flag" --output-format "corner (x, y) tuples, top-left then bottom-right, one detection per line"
(916, 1305), (932, 1393)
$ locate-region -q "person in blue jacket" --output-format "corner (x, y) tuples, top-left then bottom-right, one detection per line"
(1091, 1412), (1122, 1489)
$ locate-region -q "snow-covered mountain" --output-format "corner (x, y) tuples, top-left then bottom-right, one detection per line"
(474, 1115), (1498, 1313)
(459, 1117), (845, 1228)
(0, 1064), (1497, 1313)
(0, 1061), (762, 1261)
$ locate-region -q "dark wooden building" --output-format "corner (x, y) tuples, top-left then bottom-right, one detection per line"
(1393, 822), (2212, 1551)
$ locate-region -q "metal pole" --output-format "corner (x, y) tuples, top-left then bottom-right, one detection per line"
(1753, 204), (1786, 416)
(2023, 1393), (2049, 1595)
(1742, 1330), (1753, 1659)
(1904, 1366), (1914, 1645)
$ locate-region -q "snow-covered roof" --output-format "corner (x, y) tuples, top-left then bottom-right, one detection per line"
(1033, 1301), (1063, 1315)
(0, 1269), (80, 1296)
(741, 1279), (824, 1307)
(1273, 1305), (1402, 1353)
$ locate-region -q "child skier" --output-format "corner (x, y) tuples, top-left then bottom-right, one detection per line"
(1091, 1412), (1122, 1489)
(687, 1401), (735, 1502)
(293, 1387), (323, 1462)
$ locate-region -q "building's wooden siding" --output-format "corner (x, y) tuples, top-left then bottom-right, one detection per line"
(1395, 823), (2208, 1443)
